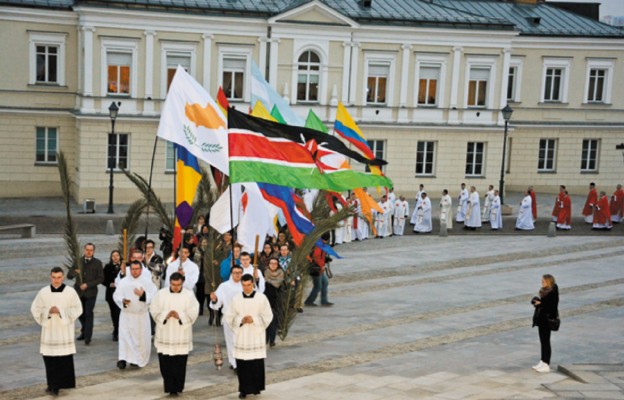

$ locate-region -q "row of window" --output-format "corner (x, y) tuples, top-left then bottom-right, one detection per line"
(31, 32), (614, 106)
(35, 128), (602, 176)
(414, 138), (600, 176)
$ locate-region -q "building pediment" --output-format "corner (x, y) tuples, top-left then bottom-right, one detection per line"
(269, 0), (359, 28)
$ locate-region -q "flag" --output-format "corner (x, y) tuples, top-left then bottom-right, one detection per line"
(209, 183), (243, 234)
(237, 183), (278, 253)
(250, 61), (306, 126)
(157, 66), (228, 174)
(270, 105), (286, 124)
(305, 109), (328, 134)
(251, 101), (278, 122)
(354, 187), (382, 236)
(228, 108), (391, 192)
(172, 145), (202, 251)
(257, 183), (340, 258)
(216, 86), (229, 116)
(334, 102), (383, 176)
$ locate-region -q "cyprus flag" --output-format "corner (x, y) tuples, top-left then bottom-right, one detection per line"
(157, 66), (229, 174)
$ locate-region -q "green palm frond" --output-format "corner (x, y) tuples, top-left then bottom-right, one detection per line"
(56, 152), (82, 283)
(122, 169), (173, 232)
(117, 199), (149, 258)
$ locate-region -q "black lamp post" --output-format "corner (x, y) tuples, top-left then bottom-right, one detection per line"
(107, 102), (119, 214)
(498, 104), (513, 205)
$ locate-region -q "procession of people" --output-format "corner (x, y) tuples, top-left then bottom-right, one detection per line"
(30, 181), (621, 397)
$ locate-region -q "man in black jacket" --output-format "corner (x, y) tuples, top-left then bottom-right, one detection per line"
(67, 242), (103, 345)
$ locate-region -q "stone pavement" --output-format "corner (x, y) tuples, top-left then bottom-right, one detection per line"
(1, 232), (623, 399)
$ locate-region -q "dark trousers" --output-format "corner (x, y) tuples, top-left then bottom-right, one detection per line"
(266, 315), (278, 345)
(236, 358), (265, 395)
(106, 298), (120, 336)
(158, 353), (188, 394)
(195, 283), (206, 315)
(78, 296), (97, 340)
(43, 355), (75, 390)
(538, 325), (551, 364)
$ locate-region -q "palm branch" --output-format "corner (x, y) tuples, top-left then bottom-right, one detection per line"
(122, 169), (173, 232)
(56, 152), (83, 283)
(191, 168), (217, 227)
(117, 199), (149, 258)
(278, 193), (351, 340)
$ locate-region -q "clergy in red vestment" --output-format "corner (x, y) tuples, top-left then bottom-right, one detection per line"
(592, 191), (612, 230)
(551, 186), (565, 222)
(529, 186), (537, 221)
(582, 182), (598, 224)
(558, 191), (572, 230)
(609, 184), (623, 223)
(553, 186), (571, 230)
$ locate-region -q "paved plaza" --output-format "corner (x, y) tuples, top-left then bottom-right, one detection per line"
(1, 219), (623, 399)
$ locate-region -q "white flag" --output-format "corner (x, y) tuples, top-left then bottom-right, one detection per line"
(237, 183), (278, 253)
(209, 184), (242, 234)
(157, 66), (229, 174)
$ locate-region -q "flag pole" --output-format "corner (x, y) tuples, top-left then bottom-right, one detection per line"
(228, 181), (235, 270)
(145, 135), (159, 239)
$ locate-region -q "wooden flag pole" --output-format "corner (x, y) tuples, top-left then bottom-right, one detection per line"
(253, 234), (260, 286)
(123, 228), (128, 260)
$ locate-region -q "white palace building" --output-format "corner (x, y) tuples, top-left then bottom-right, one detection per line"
(0, 0), (623, 203)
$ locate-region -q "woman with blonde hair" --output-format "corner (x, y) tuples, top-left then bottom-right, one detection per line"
(531, 274), (559, 373)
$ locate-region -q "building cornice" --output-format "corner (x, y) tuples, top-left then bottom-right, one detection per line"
(0, 6), (77, 25)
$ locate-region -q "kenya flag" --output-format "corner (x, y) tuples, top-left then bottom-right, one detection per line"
(228, 108), (392, 192)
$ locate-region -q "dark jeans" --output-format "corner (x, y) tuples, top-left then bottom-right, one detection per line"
(78, 296), (96, 340)
(266, 314), (278, 345)
(305, 273), (329, 305)
(106, 298), (120, 336)
(538, 325), (551, 364)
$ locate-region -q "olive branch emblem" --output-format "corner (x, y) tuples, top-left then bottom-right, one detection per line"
(183, 125), (223, 153)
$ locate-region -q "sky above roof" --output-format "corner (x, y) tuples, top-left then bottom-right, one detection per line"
(547, 0), (624, 17)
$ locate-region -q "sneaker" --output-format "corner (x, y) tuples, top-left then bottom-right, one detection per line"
(536, 363), (550, 373)
(532, 360), (545, 370)
(321, 302), (334, 307)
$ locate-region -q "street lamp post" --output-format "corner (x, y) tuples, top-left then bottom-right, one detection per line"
(498, 105), (513, 205)
(107, 102), (120, 214)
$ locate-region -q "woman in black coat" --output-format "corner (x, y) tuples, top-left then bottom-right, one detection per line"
(531, 274), (559, 373)
(102, 250), (122, 341)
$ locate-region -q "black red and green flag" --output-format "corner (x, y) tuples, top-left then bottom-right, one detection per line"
(228, 108), (392, 192)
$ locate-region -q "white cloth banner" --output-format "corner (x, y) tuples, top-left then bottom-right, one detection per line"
(157, 66), (229, 174)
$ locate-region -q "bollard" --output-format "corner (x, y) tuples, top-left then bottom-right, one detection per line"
(439, 220), (448, 237)
(547, 221), (556, 238)
(105, 220), (115, 236)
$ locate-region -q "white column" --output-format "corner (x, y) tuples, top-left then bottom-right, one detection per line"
(143, 30), (156, 114)
(398, 44), (412, 122)
(498, 48), (512, 125)
(202, 34), (213, 92)
(448, 46), (463, 125)
(348, 42), (360, 105)
(268, 39), (280, 90)
(80, 26), (96, 114)
(341, 41), (352, 104)
(258, 37), (268, 80)
(82, 26), (95, 96)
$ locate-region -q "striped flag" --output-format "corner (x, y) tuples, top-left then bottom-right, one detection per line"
(228, 108), (392, 192)
(334, 102), (382, 176)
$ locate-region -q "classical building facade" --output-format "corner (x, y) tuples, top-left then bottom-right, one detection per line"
(1, 0), (623, 203)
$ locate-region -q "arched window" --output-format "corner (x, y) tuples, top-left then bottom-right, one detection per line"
(297, 50), (320, 102)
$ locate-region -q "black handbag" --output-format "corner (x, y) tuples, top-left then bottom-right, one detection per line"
(309, 263), (321, 277)
(548, 314), (561, 331)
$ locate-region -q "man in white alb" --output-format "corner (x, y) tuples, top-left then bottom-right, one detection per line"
(210, 265), (244, 370)
(164, 246), (199, 291)
(114, 260), (158, 369)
